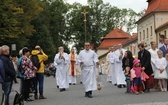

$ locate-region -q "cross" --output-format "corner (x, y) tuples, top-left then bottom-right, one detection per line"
(81, 9), (88, 42)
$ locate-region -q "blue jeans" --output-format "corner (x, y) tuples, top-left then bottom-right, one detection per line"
(34, 73), (44, 95)
(3, 81), (13, 105)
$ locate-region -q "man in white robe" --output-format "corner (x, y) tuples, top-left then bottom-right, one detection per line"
(76, 55), (83, 84)
(100, 61), (106, 75)
(109, 46), (117, 85)
(69, 49), (78, 85)
(114, 44), (126, 88)
(54, 46), (70, 92)
(78, 42), (99, 98)
(106, 47), (112, 82)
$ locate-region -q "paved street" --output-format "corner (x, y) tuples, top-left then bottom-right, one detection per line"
(10, 75), (168, 105)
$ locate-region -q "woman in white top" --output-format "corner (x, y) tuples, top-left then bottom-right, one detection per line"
(148, 41), (159, 91)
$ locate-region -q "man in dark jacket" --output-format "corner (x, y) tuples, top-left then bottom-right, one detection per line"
(0, 45), (16, 105)
(0, 46), (5, 104)
(138, 43), (153, 92)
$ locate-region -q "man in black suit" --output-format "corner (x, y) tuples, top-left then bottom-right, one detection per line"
(138, 43), (153, 92)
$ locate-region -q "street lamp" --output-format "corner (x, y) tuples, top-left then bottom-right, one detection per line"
(81, 9), (88, 42)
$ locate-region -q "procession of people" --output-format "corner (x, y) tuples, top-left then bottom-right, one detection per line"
(1, 34), (168, 104)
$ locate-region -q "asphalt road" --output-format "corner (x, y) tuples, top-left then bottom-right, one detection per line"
(10, 75), (168, 105)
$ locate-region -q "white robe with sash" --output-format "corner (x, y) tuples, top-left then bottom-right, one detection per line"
(54, 52), (70, 89)
(78, 49), (98, 92)
(68, 53), (78, 84)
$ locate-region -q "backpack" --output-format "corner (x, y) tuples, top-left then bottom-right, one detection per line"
(17, 57), (24, 79)
(30, 55), (40, 70)
(13, 91), (24, 105)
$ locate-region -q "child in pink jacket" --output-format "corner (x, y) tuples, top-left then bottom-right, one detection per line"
(130, 59), (144, 95)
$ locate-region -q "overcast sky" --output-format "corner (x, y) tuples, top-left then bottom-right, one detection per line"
(66, 0), (148, 13)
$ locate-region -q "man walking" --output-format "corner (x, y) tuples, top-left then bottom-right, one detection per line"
(78, 42), (99, 98)
(114, 44), (126, 88)
(69, 49), (77, 85)
(31, 45), (48, 99)
(1, 45), (16, 105)
(54, 46), (70, 92)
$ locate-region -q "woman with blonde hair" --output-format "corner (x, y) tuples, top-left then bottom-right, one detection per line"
(148, 41), (159, 91)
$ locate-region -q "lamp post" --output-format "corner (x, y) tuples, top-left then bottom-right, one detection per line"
(81, 9), (88, 42)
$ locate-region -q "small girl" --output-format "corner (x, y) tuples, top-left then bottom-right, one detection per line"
(130, 59), (143, 95)
(155, 50), (167, 91)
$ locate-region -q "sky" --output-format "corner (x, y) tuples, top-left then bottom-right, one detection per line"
(66, 0), (148, 13)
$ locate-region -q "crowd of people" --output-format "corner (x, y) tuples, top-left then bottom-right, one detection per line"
(54, 42), (99, 98)
(1, 34), (168, 104)
(101, 34), (168, 95)
(0, 45), (48, 105)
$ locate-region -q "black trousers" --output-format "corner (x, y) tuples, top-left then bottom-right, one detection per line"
(23, 79), (32, 99)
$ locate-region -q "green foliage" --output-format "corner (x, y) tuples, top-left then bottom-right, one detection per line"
(0, 0), (40, 49)
(0, 0), (141, 63)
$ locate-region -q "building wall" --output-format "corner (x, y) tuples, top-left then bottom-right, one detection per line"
(156, 26), (168, 38)
(155, 12), (168, 42)
(137, 16), (155, 49)
(97, 49), (108, 57)
(137, 12), (168, 49)
(124, 41), (138, 57)
(155, 13), (168, 28)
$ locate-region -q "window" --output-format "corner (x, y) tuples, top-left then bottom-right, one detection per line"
(139, 32), (141, 40)
(147, 28), (148, 38)
(151, 26), (152, 36)
(143, 30), (145, 39)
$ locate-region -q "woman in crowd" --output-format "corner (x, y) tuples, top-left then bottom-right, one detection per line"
(21, 48), (37, 101)
(148, 41), (159, 91)
(122, 51), (134, 93)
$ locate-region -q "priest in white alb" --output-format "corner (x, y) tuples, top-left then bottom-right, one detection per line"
(78, 42), (99, 98)
(109, 46), (117, 85)
(106, 47), (112, 82)
(114, 44), (126, 88)
(54, 46), (70, 92)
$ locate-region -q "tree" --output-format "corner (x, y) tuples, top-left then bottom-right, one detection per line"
(0, 0), (40, 49)
(67, 0), (139, 51)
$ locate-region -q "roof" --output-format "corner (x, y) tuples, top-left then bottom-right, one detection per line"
(121, 34), (138, 46)
(98, 34), (138, 59)
(98, 28), (137, 49)
(155, 21), (168, 31)
(104, 27), (131, 39)
(137, 0), (168, 23)
(98, 39), (128, 49)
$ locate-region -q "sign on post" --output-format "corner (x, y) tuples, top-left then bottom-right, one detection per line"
(11, 44), (16, 51)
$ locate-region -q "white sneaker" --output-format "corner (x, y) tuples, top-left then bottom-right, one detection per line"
(164, 88), (167, 91)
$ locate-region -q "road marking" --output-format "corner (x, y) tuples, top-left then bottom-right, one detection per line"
(124, 102), (168, 105)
